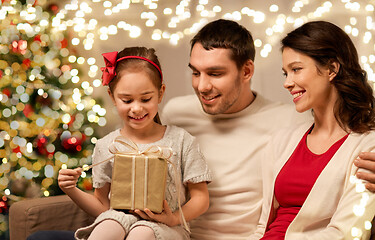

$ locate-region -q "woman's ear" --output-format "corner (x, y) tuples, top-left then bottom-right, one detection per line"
(329, 61), (340, 81)
(158, 84), (166, 103)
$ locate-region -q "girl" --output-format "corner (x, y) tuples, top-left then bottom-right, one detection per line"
(250, 21), (375, 239)
(58, 47), (211, 240)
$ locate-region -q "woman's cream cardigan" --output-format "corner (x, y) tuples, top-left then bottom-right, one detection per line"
(251, 122), (375, 240)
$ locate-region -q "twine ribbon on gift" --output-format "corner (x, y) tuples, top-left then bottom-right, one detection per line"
(82, 136), (190, 233)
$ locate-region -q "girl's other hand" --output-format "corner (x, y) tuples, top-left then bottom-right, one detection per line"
(134, 200), (179, 227)
(58, 167), (82, 192)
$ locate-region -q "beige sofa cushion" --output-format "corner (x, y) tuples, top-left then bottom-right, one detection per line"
(9, 195), (94, 240)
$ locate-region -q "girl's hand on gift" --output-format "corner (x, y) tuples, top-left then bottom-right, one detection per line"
(134, 200), (179, 227)
(58, 168), (82, 192)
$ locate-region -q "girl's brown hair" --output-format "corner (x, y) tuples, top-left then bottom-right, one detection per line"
(108, 47), (163, 124)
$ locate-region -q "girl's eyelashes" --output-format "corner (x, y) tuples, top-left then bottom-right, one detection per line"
(121, 98), (152, 104)
(122, 99), (132, 104)
(141, 97), (152, 103)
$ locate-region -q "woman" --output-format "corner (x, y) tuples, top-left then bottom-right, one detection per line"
(251, 21), (375, 239)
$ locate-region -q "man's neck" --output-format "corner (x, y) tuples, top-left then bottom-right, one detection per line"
(224, 89), (256, 114)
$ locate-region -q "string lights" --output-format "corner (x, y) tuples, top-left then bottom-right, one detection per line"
(350, 174), (373, 239)
(42, 0), (375, 88)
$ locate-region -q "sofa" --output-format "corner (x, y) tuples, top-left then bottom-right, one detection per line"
(9, 195), (375, 240)
(9, 195), (94, 240)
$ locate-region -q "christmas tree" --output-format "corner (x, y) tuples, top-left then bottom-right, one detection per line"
(0, 0), (105, 237)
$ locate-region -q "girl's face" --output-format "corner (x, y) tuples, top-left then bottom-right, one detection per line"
(282, 47), (336, 113)
(109, 70), (164, 132)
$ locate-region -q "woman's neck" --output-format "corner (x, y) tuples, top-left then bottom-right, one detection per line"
(307, 105), (348, 154)
(311, 88), (347, 136)
(312, 110), (346, 137)
(120, 122), (166, 144)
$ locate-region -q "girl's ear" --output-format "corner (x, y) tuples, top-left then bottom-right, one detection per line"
(158, 84), (166, 103)
(328, 61), (340, 81)
(108, 88), (116, 105)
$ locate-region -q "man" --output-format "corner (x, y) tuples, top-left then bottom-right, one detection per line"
(161, 19), (375, 239)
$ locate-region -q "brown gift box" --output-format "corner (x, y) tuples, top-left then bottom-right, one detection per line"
(110, 153), (168, 213)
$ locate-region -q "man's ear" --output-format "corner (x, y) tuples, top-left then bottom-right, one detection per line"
(242, 60), (255, 83)
(108, 88), (116, 105)
(329, 61), (340, 81)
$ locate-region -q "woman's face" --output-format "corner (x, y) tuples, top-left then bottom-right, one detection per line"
(282, 47), (336, 113)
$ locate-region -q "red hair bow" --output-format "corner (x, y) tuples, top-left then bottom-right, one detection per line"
(101, 51), (118, 86)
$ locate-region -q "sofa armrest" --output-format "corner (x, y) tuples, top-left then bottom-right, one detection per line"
(9, 194), (94, 240)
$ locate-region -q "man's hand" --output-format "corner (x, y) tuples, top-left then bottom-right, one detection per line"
(354, 152), (375, 192)
(134, 200), (179, 227)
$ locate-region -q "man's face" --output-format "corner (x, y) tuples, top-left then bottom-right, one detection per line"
(189, 43), (245, 115)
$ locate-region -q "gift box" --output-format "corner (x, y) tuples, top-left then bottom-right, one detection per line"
(110, 153), (168, 213)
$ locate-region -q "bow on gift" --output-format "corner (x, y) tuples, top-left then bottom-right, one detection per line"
(83, 135), (173, 171)
(109, 136), (173, 159)
(101, 52), (118, 86)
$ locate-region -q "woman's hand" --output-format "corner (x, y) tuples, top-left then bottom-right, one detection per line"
(58, 168), (82, 193)
(134, 200), (179, 227)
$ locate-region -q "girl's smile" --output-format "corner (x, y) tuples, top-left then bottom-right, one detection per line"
(128, 113), (149, 124)
(129, 113), (148, 120)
